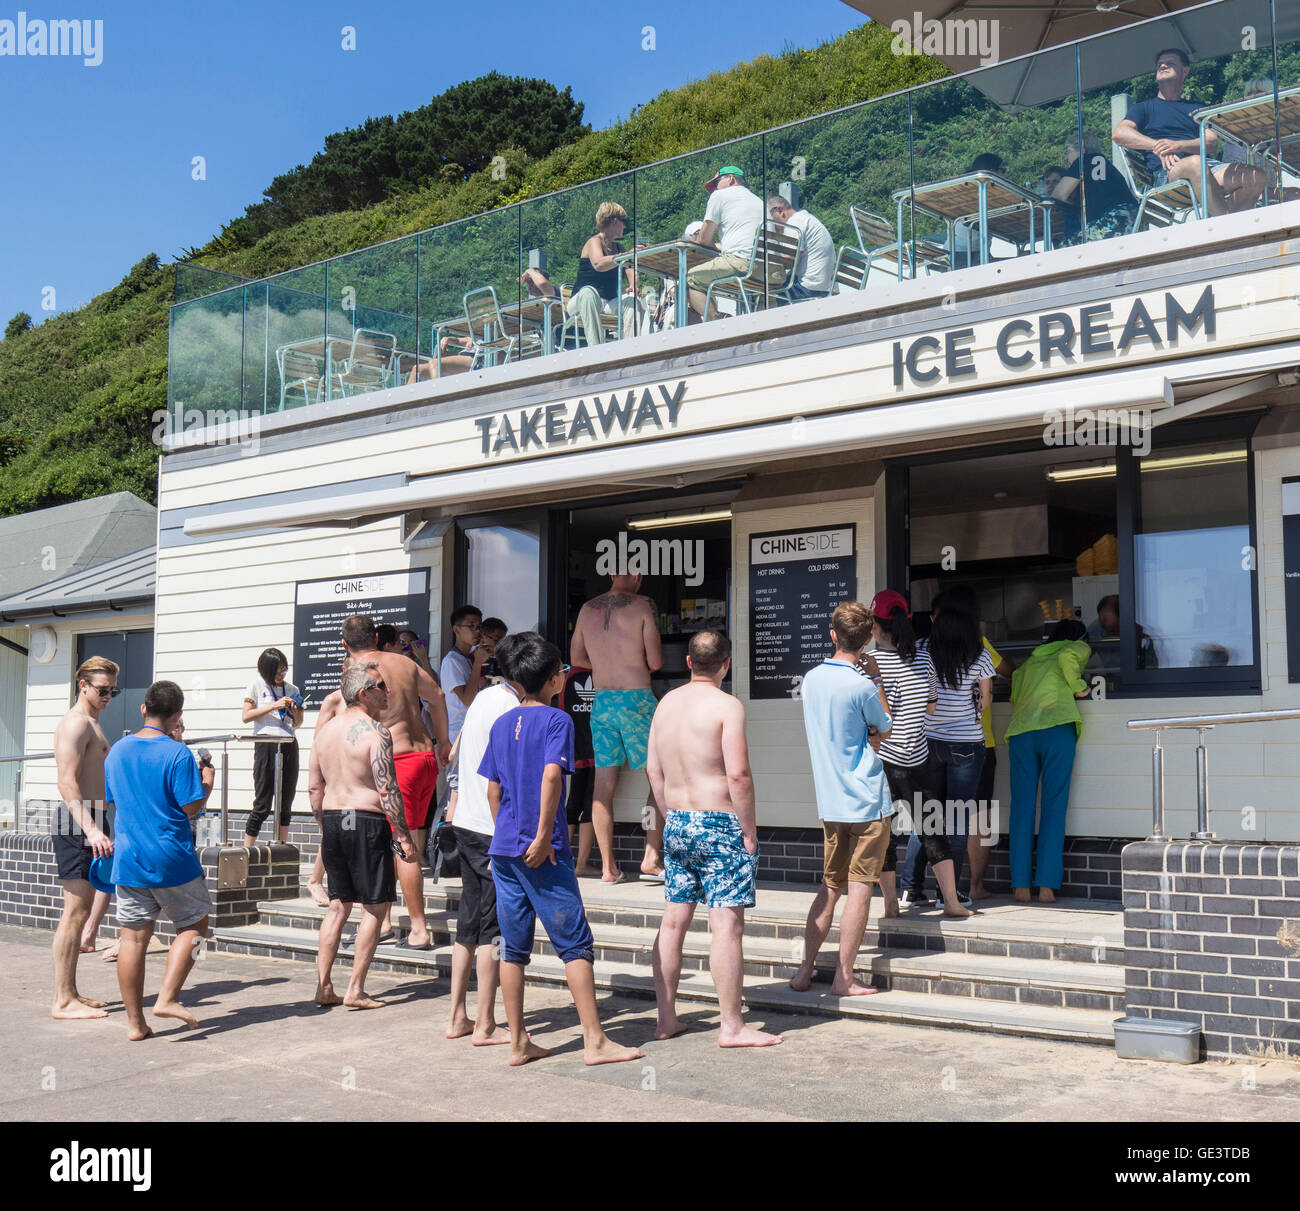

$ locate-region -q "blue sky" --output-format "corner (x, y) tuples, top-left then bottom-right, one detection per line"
(0, 0), (864, 323)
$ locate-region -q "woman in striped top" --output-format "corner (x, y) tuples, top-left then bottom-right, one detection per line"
(919, 601), (994, 900)
(868, 592), (971, 918)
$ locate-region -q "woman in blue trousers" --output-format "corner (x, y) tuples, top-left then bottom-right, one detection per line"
(1005, 619), (1092, 903)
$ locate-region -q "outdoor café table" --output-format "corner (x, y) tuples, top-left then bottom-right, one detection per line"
(614, 239), (726, 330)
(1195, 84), (1300, 209)
(499, 294), (565, 355)
(891, 172), (1053, 276)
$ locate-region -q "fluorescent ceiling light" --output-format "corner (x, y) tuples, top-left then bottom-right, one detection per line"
(1045, 449), (1246, 482)
(627, 508), (733, 531)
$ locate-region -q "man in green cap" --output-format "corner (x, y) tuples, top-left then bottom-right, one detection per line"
(686, 166), (765, 322)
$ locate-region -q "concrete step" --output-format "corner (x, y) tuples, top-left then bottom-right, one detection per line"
(212, 921), (1116, 1044)
(285, 873), (1128, 967)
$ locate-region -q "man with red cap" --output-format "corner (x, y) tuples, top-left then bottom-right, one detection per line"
(686, 166), (765, 323)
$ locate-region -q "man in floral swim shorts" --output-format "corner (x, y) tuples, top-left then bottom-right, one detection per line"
(571, 573), (665, 884)
(645, 631), (782, 1049)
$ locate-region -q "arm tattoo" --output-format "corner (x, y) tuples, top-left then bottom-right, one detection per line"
(370, 723), (410, 842)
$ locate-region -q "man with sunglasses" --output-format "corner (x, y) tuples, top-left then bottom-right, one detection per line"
(309, 661), (417, 1008)
(50, 656), (120, 1020)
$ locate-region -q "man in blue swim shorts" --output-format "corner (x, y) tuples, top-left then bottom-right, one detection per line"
(645, 631), (782, 1049)
(571, 573), (665, 884)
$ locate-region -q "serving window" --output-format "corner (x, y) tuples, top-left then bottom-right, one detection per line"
(892, 413), (1261, 697)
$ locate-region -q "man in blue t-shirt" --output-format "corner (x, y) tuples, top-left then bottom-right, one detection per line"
(479, 632), (644, 1069)
(1113, 47), (1264, 217)
(790, 600), (894, 1000)
(104, 680), (214, 1041)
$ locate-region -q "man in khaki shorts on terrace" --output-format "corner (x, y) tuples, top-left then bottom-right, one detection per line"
(686, 166), (767, 322)
(790, 600), (894, 998)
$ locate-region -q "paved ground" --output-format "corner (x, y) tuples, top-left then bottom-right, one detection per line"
(3, 925), (1298, 1123)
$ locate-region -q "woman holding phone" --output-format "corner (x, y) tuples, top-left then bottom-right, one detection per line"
(241, 647), (302, 846)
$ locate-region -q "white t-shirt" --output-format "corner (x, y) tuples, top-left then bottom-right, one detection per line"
(245, 679), (298, 738)
(440, 647), (474, 741)
(784, 210), (836, 293)
(704, 184), (764, 257)
(452, 683), (521, 835)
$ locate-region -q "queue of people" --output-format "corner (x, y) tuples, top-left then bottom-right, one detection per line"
(47, 578), (1093, 1055)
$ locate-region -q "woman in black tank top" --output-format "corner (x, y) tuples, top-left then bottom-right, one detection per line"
(566, 201), (641, 345)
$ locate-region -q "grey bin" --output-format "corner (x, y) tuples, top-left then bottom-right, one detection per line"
(1113, 1016), (1202, 1064)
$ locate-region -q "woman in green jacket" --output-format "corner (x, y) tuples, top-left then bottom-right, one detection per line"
(1005, 619), (1092, 903)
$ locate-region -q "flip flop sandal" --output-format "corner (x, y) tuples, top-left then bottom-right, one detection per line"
(602, 871), (631, 885)
(393, 938), (433, 952)
(639, 873), (666, 885)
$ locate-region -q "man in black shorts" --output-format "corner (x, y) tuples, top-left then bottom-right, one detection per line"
(563, 665), (597, 874)
(50, 656), (119, 1020)
(307, 661), (417, 1009)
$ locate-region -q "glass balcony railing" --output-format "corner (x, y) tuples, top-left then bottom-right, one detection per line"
(167, 0), (1300, 427)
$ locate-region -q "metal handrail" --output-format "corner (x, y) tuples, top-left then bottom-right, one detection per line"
(1126, 708), (1300, 842)
(0, 732), (298, 845)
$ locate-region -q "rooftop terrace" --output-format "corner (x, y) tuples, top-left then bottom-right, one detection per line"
(166, 0), (1300, 428)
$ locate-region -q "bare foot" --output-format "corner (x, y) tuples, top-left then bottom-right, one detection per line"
(653, 1018), (689, 1041)
(1039, 887), (1057, 903)
(788, 969), (814, 993)
(344, 995), (386, 1010)
(600, 871), (626, 884)
(153, 1001), (199, 1029)
(472, 1024), (511, 1046)
(101, 943), (120, 963)
(969, 885), (991, 901)
(307, 881), (329, 907)
(127, 1024), (154, 1041)
(77, 994), (109, 1009)
(1013, 887), (1031, 903)
(446, 1015), (474, 1039)
(584, 1036), (645, 1066)
(315, 987), (344, 1008)
(52, 1000), (108, 1020)
(719, 1025), (784, 1048)
(575, 867), (599, 879)
(640, 864), (664, 877)
(829, 981), (879, 997)
(80, 940), (97, 954)
(943, 902), (975, 918)
(881, 898), (901, 919)
(509, 1038), (553, 1066)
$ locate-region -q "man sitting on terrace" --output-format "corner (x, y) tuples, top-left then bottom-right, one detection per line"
(767, 195), (836, 301)
(1050, 134), (1137, 243)
(686, 166), (766, 323)
(1112, 47), (1264, 218)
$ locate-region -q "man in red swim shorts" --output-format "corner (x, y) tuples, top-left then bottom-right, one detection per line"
(341, 615), (450, 951)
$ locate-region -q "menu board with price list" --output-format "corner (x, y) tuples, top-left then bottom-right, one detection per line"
(293, 569), (429, 701)
(749, 526), (856, 700)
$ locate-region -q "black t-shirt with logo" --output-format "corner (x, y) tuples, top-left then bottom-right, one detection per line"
(562, 667), (595, 768)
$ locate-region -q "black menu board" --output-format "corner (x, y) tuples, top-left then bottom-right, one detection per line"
(749, 525), (856, 699)
(293, 569), (430, 702)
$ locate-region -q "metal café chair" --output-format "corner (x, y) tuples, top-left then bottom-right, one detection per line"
(831, 244), (871, 293)
(1116, 147), (1201, 232)
(704, 220), (804, 316)
(464, 286), (544, 365)
(275, 345), (324, 411)
(333, 328), (396, 397)
(851, 204), (950, 279)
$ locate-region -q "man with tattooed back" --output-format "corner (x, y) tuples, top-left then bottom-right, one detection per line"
(309, 661), (417, 1009)
(571, 573), (664, 883)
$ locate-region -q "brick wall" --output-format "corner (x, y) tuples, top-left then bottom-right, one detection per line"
(1122, 841), (1300, 1059)
(0, 831), (301, 938)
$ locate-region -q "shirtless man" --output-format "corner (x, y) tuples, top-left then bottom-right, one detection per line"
(570, 574), (663, 883)
(50, 656), (119, 1019)
(341, 615), (450, 950)
(309, 662), (418, 1008)
(305, 655), (354, 907)
(647, 632), (782, 1048)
